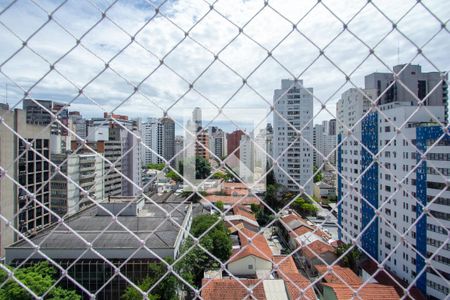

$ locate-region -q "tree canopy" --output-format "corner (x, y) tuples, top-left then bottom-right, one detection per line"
(176, 214), (232, 287)
(336, 243), (362, 273)
(0, 261), (80, 300)
(291, 197), (318, 217)
(313, 165), (324, 183)
(122, 257), (178, 300)
(195, 156), (211, 179)
(146, 163), (165, 170)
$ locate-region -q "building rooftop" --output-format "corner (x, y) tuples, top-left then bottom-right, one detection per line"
(229, 228), (273, 263)
(6, 201), (196, 262)
(322, 283), (400, 300)
(360, 260), (426, 300)
(280, 212), (309, 231)
(315, 265), (362, 285)
(203, 195), (260, 206)
(302, 240), (336, 261)
(232, 206), (257, 222)
(201, 278), (267, 300)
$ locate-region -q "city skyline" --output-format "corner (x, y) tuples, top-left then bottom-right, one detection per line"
(0, 1), (448, 299)
(1, 1), (449, 126)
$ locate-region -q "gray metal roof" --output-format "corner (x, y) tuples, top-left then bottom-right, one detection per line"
(10, 203), (191, 250)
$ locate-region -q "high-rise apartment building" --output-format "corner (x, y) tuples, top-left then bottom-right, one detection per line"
(195, 130), (210, 160)
(86, 113), (142, 196)
(141, 118), (162, 165)
(141, 116), (175, 166)
(365, 64), (448, 120)
(0, 107), (52, 255)
(208, 126), (227, 159)
(273, 79), (313, 194)
(239, 134), (254, 181)
(313, 120), (337, 168)
(337, 64), (449, 299)
(160, 116), (175, 166)
(51, 153), (104, 216)
(68, 111), (87, 140)
(192, 107), (202, 132)
(23, 99), (70, 153)
(174, 135), (184, 168)
(226, 129), (245, 159)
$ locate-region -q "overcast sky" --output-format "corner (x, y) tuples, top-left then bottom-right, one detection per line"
(0, 0), (448, 132)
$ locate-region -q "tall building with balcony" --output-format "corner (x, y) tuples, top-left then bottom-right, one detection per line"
(208, 126), (227, 159)
(160, 116), (175, 166)
(273, 79), (313, 194)
(51, 153), (104, 216)
(141, 117), (162, 165)
(226, 129), (245, 159)
(365, 64), (448, 121)
(313, 120), (337, 168)
(87, 113), (142, 196)
(0, 106), (52, 255)
(68, 111), (87, 140)
(23, 99), (70, 153)
(337, 64), (449, 299)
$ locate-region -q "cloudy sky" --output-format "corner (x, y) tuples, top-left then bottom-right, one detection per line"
(0, 0), (448, 132)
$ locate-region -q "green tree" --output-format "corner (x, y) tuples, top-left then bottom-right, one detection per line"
(336, 244), (362, 273)
(0, 262), (80, 300)
(249, 204), (273, 226)
(176, 214), (232, 286)
(166, 170), (182, 182)
(195, 156), (211, 179)
(122, 257), (178, 300)
(291, 197), (318, 217)
(313, 165), (323, 183)
(147, 163), (165, 170)
(215, 201), (224, 212)
(264, 184), (279, 210)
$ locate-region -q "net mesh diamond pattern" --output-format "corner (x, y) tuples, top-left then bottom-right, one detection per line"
(0, 0), (448, 299)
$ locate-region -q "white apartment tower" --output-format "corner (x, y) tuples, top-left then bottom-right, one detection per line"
(336, 88), (375, 241)
(273, 79), (313, 194)
(337, 64), (449, 299)
(313, 120), (337, 168)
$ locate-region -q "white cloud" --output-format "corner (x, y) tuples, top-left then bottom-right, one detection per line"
(0, 0), (448, 126)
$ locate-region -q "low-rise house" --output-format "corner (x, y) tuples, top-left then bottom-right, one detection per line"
(279, 212), (332, 250)
(313, 181), (335, 202)
(360, 260), (426, 300)
(224, 206), (259, 232)
(202, 255), (317, 300)
(228, 228), (273, 276)
(314, 265), (362, 286)
(273, 255), (317, 300)
(300, 240), (337, 273)
(203, 195), (260, 207)
(321, 283), (400, 300)
(201, 278), (285, 300)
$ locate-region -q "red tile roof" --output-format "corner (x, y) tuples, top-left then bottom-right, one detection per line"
(315, 265), (362, 285)
(302, 240), (336, 261)
(280, 213), (309, 231)
(288, 226), (313, 239)
(323, 283), (400, 300)
(360, 260), (426, 300)
(273, 255), (317, 300)
(201, 278), (266, 300)
(233, 206), (257, 222)
(229, 228), (272, 263)
(205, 195), (260, 205)
(223, 182), (249, 189)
